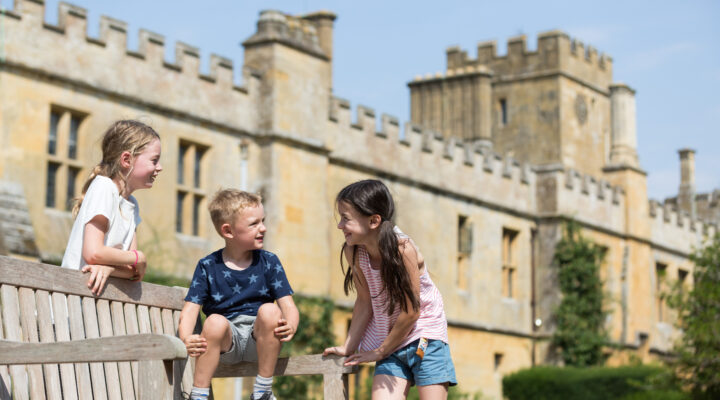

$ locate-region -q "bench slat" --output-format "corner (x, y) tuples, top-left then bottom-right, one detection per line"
(149, 307), (163, 335)
(52, 292), (79, 400)
(136, 306), (152, 335)
(178, 311), (196, 395)
(161, 309), (175, 336)
(214, 354), (357, 377)
(18, 288), (46, 400)
(0, 334), (186, 364)
(35, 290), (62, 399)
(0, 295), (11, 399)
(0, 256), (186, 310)
(2, 284), (29, 400)
(110, 301), (135, 400)
(81, 296), (109, 400)
(161, 308), (186, 398)
(124, 303), (141, 397)
(68, 295), (93, 400)
(97, 299), (122, 400)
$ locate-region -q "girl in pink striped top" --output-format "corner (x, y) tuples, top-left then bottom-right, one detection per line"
(324, 180), (457, 399)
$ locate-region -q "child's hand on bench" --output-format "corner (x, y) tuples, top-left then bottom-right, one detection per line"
(274, 318), (296, 342)
(82, 264), (115, 295)
(183, 334), (208, 358)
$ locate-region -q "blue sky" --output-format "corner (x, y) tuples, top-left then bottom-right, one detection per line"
(3, 0), (717, 201)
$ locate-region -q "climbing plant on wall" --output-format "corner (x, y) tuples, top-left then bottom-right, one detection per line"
(551, 220), (608, 367)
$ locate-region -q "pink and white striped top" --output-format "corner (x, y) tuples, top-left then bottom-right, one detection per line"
(357, 227), (449, 353)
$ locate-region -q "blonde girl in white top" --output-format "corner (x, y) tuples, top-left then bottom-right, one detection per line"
(61, 120), (162, 295)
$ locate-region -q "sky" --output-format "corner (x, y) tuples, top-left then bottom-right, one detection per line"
(2, 0), (717, 201)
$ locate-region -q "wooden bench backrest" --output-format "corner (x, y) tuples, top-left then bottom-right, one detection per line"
(0, 255), (191, 400)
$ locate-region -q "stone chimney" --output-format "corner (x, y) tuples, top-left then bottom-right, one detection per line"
(301, 11), (336, 61)
(678, 148), (696, 218)
(608, 83), (639, 168)
(302, 10), (337, 91)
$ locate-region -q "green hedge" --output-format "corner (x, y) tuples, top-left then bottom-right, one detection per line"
(502, 366), (685, 400)
(619, 390), (689, 400)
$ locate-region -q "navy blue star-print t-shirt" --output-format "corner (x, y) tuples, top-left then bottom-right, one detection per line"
(184, 249), (294, 319)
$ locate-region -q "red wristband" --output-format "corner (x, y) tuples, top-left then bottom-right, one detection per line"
(131, 250), (138, 268)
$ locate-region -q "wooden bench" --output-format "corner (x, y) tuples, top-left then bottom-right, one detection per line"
(0, 256), (356, 399)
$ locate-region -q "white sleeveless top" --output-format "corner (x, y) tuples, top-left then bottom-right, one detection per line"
(357, 227), (449, 352)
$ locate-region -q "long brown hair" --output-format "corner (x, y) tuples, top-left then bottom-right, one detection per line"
(337, 180), (420, 315)
(72, 120), (159, 217)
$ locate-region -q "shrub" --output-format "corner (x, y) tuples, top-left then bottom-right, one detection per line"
(502, 365), (671, 400)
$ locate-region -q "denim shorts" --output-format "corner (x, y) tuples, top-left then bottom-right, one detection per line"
(219, 314), (258, 364)
(375, 339), (457, 387)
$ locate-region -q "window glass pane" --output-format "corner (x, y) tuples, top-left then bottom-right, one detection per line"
(178, 144), (188, 184)
(68, 115), (80, 159)
(194, 148), (204, 188)
(500, 99), (507, 125)
(192, 195), (202, 236)
(66, 167), (80, 211)
(176, 191), (186, 233)
(46, 162), (59, 208)
(48, 111), (60, 155)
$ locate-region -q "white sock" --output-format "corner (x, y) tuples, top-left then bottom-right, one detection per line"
(253, 375), (273, 398)
(190, 386), (210, 400)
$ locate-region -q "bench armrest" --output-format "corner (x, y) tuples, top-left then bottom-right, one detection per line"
(214, 354), (358, 378)
(0, 334), (187, 364)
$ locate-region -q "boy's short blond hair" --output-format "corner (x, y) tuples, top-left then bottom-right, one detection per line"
(208, 189), (262, 235)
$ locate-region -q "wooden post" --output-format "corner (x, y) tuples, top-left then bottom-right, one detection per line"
(323, 373), (349, 400)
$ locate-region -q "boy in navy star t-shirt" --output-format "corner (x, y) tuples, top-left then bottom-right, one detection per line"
(178, 189), (298, 400)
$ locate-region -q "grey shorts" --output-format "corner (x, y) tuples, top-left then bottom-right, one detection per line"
(219, 314), (258, 364)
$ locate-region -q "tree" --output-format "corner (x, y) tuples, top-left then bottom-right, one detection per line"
(551, 220), (608, 367)
(666, 232), (720, 399)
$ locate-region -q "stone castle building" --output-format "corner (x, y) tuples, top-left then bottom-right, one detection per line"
(0, 1), (717, 398)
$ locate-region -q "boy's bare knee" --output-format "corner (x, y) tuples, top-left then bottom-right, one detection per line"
(257, 302), (282, 323)
(202, 314), (230, 341)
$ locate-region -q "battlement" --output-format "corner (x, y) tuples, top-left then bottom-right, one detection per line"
(563, 168), (623, 205)
(431, 31), (613, 91)
(1, 0), (258, 129)
(242, 10), (329, 60)
(534, 166), (625, 231)
(664, 190), (720, 226)
(327, 97), (536, 214)
(648, 199), (716, 253)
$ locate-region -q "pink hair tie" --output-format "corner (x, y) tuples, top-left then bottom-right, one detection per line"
(131, 250), (139, 268)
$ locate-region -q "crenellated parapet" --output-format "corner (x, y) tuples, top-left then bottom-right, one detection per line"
(536, 165), (625, 231)
(648, 199), (716, 254)
(695, 190), (720, 224)
(1, 0), (259, 130)
(435, 31), (613, 91)
(327, 97), (536, 215)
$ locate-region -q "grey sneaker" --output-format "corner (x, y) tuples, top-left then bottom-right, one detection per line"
(250, 392), (276, 400)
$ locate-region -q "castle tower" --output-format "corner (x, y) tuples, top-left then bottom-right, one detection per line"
(677, 148), (697, 218)
(608, 84), (639, 168)
(242, 10), (335, 142)
(408, 31), (615, 176)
